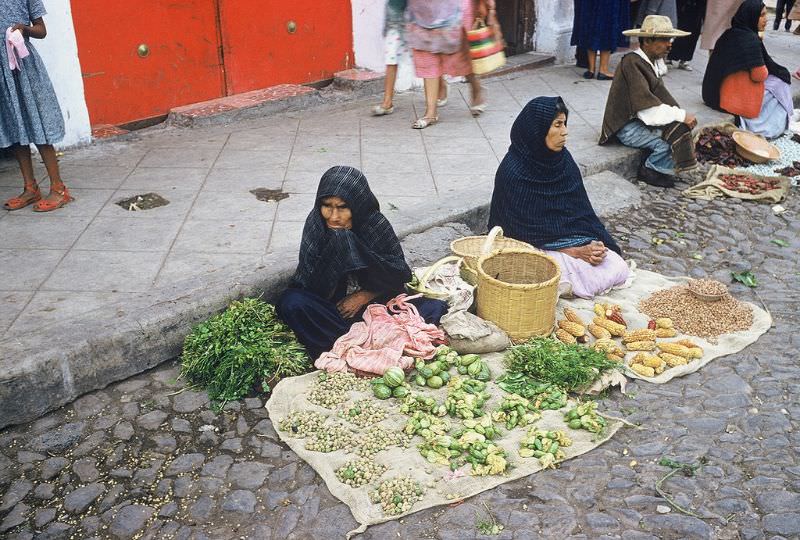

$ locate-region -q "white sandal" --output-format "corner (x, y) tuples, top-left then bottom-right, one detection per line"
(469, 102), (488, 117)
(412, 116), (439, 129)
(371, 104), (394, 116)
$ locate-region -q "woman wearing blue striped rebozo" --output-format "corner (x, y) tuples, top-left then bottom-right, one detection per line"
(488, 96), (630, 299)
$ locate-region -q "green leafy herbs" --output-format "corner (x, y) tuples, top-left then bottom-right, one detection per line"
(181, 298), (311, 409)
(503, 338), (619, 391)
(731, 270), (758, 288)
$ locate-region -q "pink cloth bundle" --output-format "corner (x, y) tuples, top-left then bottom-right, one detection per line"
(315, 294), (446, 375)
(6, 27), (30, 71)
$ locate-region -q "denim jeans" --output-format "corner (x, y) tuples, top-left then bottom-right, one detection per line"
(615, 119), (674, 175)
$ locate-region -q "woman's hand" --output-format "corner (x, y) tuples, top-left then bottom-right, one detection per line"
(561, 241), (607, 266)
(336, 290), (379, 319)
(11, 24), (29, 36)
(12, 18), (46, 39)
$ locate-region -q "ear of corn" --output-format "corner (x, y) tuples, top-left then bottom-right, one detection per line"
(632, 353), (662, 369)
(554, 329), (577, 344)
(657, 342), (693, 358)
(655, 327), (677, 338)
(592, 317), (626, 337)
(607, 354), (624, 363)
(622, 329), (656, 344)
(558, 320), (585, 337)
(630, 364), (655, 377)
(625, 340), (656, 352)
(593, 304), (606, 317)
(686, 347), (703, 359)
(677, 339), (701, 349)
(654, 365), (665, 375)
(655, 318), (673, 329)
(588, 324), (612, 340)
(563, 307), (586, 326)
(659, 352), (688, 367)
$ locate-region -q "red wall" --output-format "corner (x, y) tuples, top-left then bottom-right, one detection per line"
(72, 0), (354, 126)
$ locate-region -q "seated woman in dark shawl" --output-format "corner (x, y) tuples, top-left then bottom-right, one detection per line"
(276, 166), (447, 358)
(702, 0), (792, 139)
(488, 96), (630, 299)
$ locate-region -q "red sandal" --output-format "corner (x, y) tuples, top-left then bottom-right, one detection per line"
(3, 182), (42, 211)
(32, 186), (74, 212)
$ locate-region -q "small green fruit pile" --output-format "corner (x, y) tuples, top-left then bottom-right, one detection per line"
(371, 476), (425, 516)
(335, 458), (387, 487)
(518, 429), (572, 469)
(564, 402), (607, 433)
(371, 366), (411, 400)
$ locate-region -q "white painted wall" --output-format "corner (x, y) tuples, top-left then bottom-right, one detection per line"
(534, 0), (576, 64)
(351, 0), (419, 90)
(35, 0), (91, 148)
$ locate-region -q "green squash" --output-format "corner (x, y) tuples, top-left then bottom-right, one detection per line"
(372, 384), (393, 400)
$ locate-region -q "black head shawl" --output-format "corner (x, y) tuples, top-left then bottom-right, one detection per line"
(488, 96), (621, 254)
(702, 0), (791, 110)
(290, 166), (412, 299)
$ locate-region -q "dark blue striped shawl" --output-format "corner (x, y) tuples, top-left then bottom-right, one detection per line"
(488, 96), (621, 255)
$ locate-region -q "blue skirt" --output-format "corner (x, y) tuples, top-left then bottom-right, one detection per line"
(276, 288), (448, 359)
(571, 0), (631, 52)
(0, 38), (64, 148)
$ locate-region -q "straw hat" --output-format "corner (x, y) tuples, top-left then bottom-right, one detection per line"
(623, 15), (691, 38)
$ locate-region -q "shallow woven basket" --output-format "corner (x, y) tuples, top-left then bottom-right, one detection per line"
(451, 226), (535, 285)
(731, 130), (781, 164)
(476, 249), (561, 343)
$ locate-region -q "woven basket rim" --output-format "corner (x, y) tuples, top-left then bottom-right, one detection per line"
(477, 248), (561, 290)
(450, 235), (534, 259)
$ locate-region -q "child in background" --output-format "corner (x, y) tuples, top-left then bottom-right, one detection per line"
(372, 0), (446, 116)
(2, 0), (72, 211)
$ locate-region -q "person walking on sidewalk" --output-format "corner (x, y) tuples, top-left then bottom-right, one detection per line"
(701, 0), (743, 51)
(371, 0), (448, 116)
(2, 0), (72, 212)
(774, 0), (795, 31)
(789, 1), (800, 34)
(405, 0), (489, 128)
(599, 15), (698, 188)
(572, 0), (630, 80)
(666, 0), (706, 70)
(636, 0), (678, 26)
(702, 0), (792, 139)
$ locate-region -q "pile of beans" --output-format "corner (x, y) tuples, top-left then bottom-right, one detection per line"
(639, 283), (754, 341)
(687, 278), (728, 297)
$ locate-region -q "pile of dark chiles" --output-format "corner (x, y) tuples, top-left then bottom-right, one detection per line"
(695, 128), (752, 168)
(774, 161), (800, 178)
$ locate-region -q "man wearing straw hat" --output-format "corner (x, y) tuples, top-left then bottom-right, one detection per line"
(599, 15), (699, 188)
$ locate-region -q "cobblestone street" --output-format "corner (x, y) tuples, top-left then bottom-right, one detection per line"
(1, 184), (798, 539)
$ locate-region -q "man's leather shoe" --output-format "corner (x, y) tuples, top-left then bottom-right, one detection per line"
(638, 164), (675, 188)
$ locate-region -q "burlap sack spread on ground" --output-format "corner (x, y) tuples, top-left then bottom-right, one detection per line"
(683, 165), (790, 202)
(557, 269), (772, 384)
(266, 351), (622, 534)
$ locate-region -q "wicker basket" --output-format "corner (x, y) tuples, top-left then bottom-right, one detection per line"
(476, 249), (561, 342)
(451, 226), (534, 285)
(404, 256), (463, 301)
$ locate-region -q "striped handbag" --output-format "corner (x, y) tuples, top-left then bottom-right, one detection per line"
(467, 18), (506, 75)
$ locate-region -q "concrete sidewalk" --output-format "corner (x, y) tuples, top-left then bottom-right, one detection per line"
(0, 28), (797, 425)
